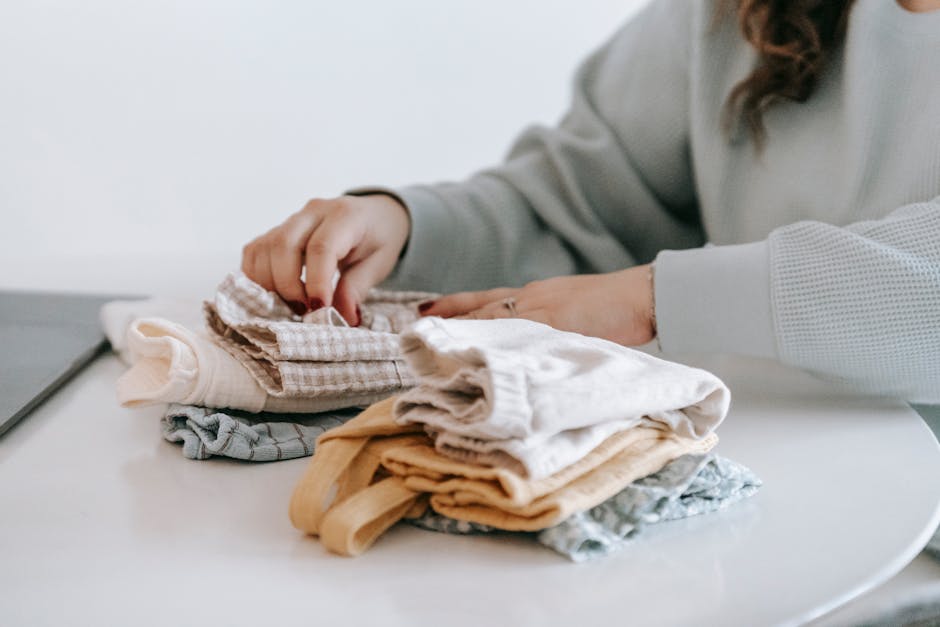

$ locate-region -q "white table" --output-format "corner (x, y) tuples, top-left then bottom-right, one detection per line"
(2, 254), (940, 627)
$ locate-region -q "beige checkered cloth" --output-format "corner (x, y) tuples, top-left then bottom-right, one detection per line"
(204, 272), (437, 406)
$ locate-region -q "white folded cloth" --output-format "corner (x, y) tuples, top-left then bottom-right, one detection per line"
(100, 297), (205, 364)
(393, 317), (731, 480)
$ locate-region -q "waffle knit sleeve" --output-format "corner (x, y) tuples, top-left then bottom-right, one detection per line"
(363, 0), (704, 294)
(654, 198), (940, 403)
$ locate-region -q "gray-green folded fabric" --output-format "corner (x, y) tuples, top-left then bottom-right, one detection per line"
(162, 404), (358, 461)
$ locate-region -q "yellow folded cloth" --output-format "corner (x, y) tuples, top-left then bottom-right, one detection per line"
(386, 428), (716, 531)
(289, 397), (717, 556)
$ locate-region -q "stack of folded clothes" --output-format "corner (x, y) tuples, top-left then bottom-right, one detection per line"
(104, 274), (762, 560)
(103, 272), (434, 460)
(288, 317), (761, 560)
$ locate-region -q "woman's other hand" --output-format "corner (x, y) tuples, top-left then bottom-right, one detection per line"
(418, 266), (656, 346)
(241, 194), (410, 325)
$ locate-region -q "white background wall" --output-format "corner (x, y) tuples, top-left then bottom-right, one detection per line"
(0, 0), (649, 274)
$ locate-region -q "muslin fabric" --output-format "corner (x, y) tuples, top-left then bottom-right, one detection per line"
(162, 404), (358, 461)
(204, 272), (436, 400)
(394, 317), (730, 479)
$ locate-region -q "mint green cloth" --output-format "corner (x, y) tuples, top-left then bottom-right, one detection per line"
(162, 404), (357, 462)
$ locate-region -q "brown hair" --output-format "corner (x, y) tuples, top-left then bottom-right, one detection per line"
(724, 0), (856, 146)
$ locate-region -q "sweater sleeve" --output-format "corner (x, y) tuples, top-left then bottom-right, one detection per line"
(654, 198), (940, 404)
(369, 0), (704, 294)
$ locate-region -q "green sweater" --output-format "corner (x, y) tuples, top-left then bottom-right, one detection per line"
(370, 0), (940, 403)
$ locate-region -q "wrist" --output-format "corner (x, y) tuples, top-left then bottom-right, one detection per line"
(636, 263), (656, 343)
(616, 264), (656, 345)
(349, 192), (411, 257)
(647, 263), (657, 339)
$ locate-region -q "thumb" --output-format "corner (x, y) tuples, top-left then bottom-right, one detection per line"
(332, 253), (393, 326)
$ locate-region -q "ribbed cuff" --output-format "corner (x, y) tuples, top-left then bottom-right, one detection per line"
(653, 241), (778, 358)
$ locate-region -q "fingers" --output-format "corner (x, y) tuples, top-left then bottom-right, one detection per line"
(458, 305), (552, 329)
(244, 240), (275, 292)
(455, 298), (517, 321)
(304, 213), (362, 309)
(421, 287), (517, 318)
(269, 211), (321, 311)
(519, 308), (551, 327)
(241, 240), (264, 286)
(241, 204), (321, 307)
(242, 194), (410, 313)
(332, 253), (391, 326)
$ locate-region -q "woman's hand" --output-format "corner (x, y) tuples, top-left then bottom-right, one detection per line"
(419, 265), (656, 346)
(241, 194), (410, 325)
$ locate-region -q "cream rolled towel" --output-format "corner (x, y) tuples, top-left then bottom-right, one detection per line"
(100, 297), (205, 364)
(393, 317), (731, 480)
(116, 317), (389, 413)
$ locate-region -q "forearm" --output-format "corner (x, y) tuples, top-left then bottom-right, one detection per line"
(360, 0), (705, 292)
(653, 198), (940, 403)
(361, 177), (589, 293)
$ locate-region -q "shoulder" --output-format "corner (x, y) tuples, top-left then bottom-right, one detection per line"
(605, 0), (740, 60)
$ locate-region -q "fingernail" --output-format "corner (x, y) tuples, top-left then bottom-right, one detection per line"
(354, 305), (362, 327)
(308, 298), (324, 311)
(287, 300), (307, 316)
(418, 300), (435, 314)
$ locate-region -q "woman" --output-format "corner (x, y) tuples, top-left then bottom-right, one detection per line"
(241, 0), (940, 403)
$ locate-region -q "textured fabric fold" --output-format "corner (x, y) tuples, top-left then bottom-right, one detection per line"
(289, 397), (713, 556)
(409, 453), (762, 562)
(536, 453), (761, 561)
(394, 317), (729, 479)
(116, 317), (387, 413)
(162, 404), (358, 461)
(204, 272), (436, 401)
(389, 429), (716, 531)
